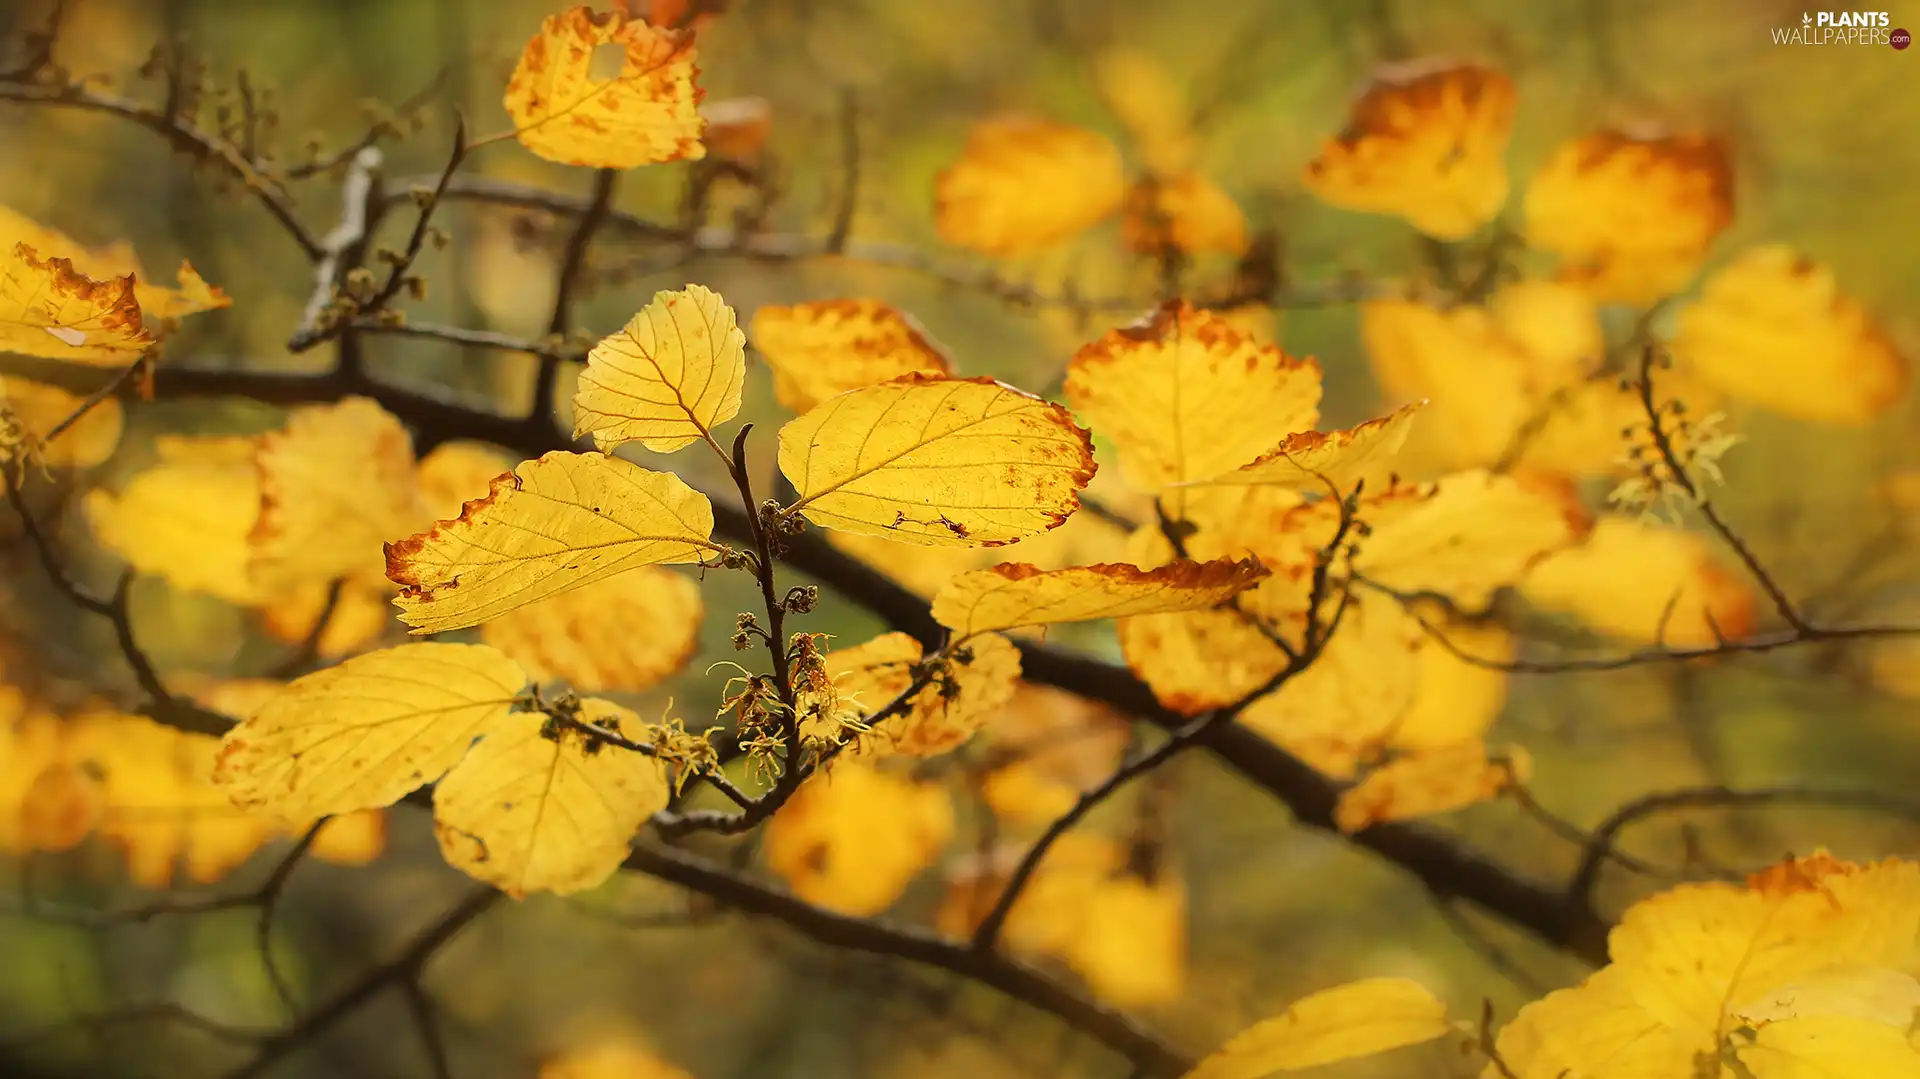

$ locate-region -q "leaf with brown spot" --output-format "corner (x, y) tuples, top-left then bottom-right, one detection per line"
(931, 558), (1269, 638)
(1178, 403), (1422, 494)
(779, 375), (1097, 547)
(1063, 300), (1322, 494)
(0, 243), (150, 362)
(750, 299), (954, 414)
(387, 451), (718, 634)
(503, 5), (706, 169)
(1333, 741), (1530, 833)
(572, 284), (746, 452)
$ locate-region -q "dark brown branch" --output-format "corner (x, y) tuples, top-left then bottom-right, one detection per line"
(534, 167), (617, 422)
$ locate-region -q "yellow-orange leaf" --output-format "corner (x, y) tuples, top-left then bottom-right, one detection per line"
(0, 243), (150, 362)
(1360, 298), (1536, 472)
(503, 5), (705, 169)
(1121, 172), (1249, 256)
(415, 440), (517, 519)
(750, 299), (954, 414)
(85, 434), (266, 606)
(1121, 606), (1291, 715)
(934, 117), (1126, 256)
(1302, 62), (1515, 240)
(481, 566), (702, 692)
(1182, 978), (1451, 1079)
(573, 285), (746, 452)
(251, 397), (420, 592)
(433, 700), (669, 898)
(212, 643), (528, 824)
(1334, 741), (1530, 833)
(540, 1038), (696, 1079)
(1394, 608), (1512, 750)
(1338, 472), (1582, 609)
(1064, 300), (1321, 492)
(1092, 48), (1196, 175)
(931, 558), (1269, 638)
(1183, 403), (1421, 494)
(0, 376), (123, 467)
(0, 207), (230, 330)
(386, 451), (717, 633)
(778, 374), (1096, 546)
(1521, 515), (1757, 647)
(813, 631), (1021, 757)
(1524, 130), (1734, 304)
(1672, 245), (1908, 425)
(762, 761), (953, 915)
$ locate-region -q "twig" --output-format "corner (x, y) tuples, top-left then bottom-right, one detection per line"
(533, 167), (616, 423)
(292, 146), (386, 344)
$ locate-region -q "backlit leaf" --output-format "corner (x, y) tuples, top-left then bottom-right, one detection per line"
(811, 631), (1021, 757)
(1063, 300), (1321, 492)
(778, 374), (1096, 546)
(1121, 606), (1291, 715)
(433, 699), (669, 898)
(1672, 245), (1908, 425)
(1302, 62), (1515, 240)
(1333, 741), (1530, 833)
(212, 643), (528, 824)
(934, 117), (1126, 255)
(931, 558), (1269, 638)
(1181, 403), (1421, 493)
(0, 206), (229, 329)
(1181, 977), (1451, 1079)
(251, 397), (420, 592)
(540, 1038), (696, 1079)
(1521, 515), (1757, 647)
(481, 566), (703, 692)
(503, 5), (705, 169)
(573, 285), (746, 452)
(0, 376), (123, 468)
(0, 242), (150, 362)
(750, 299), (954, 414)
(762, 761), (953, 915)
(387, 451), (718, 633)
(1120, 172), (1249, 256)
(85, 435), (266, 606)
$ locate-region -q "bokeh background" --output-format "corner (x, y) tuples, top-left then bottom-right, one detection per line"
(2, 0), (1918, 1077)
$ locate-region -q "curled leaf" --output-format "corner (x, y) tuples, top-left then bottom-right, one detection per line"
(1, 243), (150, 362)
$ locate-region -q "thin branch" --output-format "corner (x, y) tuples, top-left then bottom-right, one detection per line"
(533, 167), (616, 423)
(826, 88), (859, 254)
(266, 578), (344, 679)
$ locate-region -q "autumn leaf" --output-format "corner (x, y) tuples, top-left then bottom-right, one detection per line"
(1182, 978), (1452, 1079)
(1495, 853), (1920, 1079)
(0, 376), (124, 468)
(251, 397), (421, 592)
(1334, 741), (1530, 833)
(387, 451), (718, 633)
(1521, 515), (1757, 647)
(934, 117), (1126, 255)
(572, 285), (746, 452)
(481, 566), (703, 692)
(258, 579), (396, 661)
(977, 684), (1131, 827)
(503, 5), (705, 169)
(778, 374), (1097, 546)
(540, 1038), (696, 1079)
(824, 531), (994, 600)
(1671, 245), (1909, 425)
(762, 761), (953, 915)
(0, 206), (230, 330)
(1361, 298), (1538, 473)
(808, 631), (1020, 757)
(1393, 607), (1513, 750)
(434, 700), (669, 898)
(749, 299), (954, 414)
(930, 558), (1269, 638)
(700, 96), (772, 163)
(1063, 300), (1321, 493)
(1523, 130), (1734, 304)
(415, 440), (518, 518)
(1092, 47), (1196, 175)
(212, 643), (528, 824)
(0, 242), (151, 362)
(1180, 403), (1422, 494)
(1121, 173), (1249, 256)
(1302, 62), (1516, 240)
(85, 434), (267, 606)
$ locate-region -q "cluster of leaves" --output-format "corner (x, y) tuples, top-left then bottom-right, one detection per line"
(2, 2), (1918, 1078)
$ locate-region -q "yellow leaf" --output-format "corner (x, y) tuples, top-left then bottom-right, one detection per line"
(251, 397), (421, 592)
(1121, 606), (1291, 715)
(1180, 403), (1422, 494)
(85, 435), (265, 606)
(1490, 280), (1605, 386)
(1497, 853), (1920, 1079)
(811, 631), (1021, 757)
(762, 761), (953, 916)
(1092, 47), (1196, 175)
(1121, 173), (1249, 256)
(978, 685), (1130, 827)
(387, 451), (717, 633)
(0, 207), (229, 330)
(481, 566), (702, 692)
(1734, 966), (1920, 1029)
(1523, 130), (1734, 305)
(540, 1038), (696, 1079)
(1333, 741), (1529, 833)
(1342, 471), (1582, 609)
(1393, 609), (1511, 750)
(1302, 62), (1515, 240)
(503, 5), (705, 169)
(749, 299), (954, 414)
(434, 700), (668, 898)
(212, 643), (528, 824)
(258, 579), (396, 661)
(1521, 515), (1758, 647)
(778, 374), (1096, 546)
(1182, 977), (1451, 1079)
(573, 285), (746, 452)
(1067, 871), (1188, 1008)
(1672, 245), (1908, 425)
(1361, 298), (1536, 471)
(824, 531), (993, 600)
(0, 242), (150, 362)
(0, 376), (123, 468)
(308, 809), (388, 867)
(1063, 300), (1321, 492)
(931, 558), (1269, 638)
(1871, 637), (1920, 701)
(934, 117), (1126, 256)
